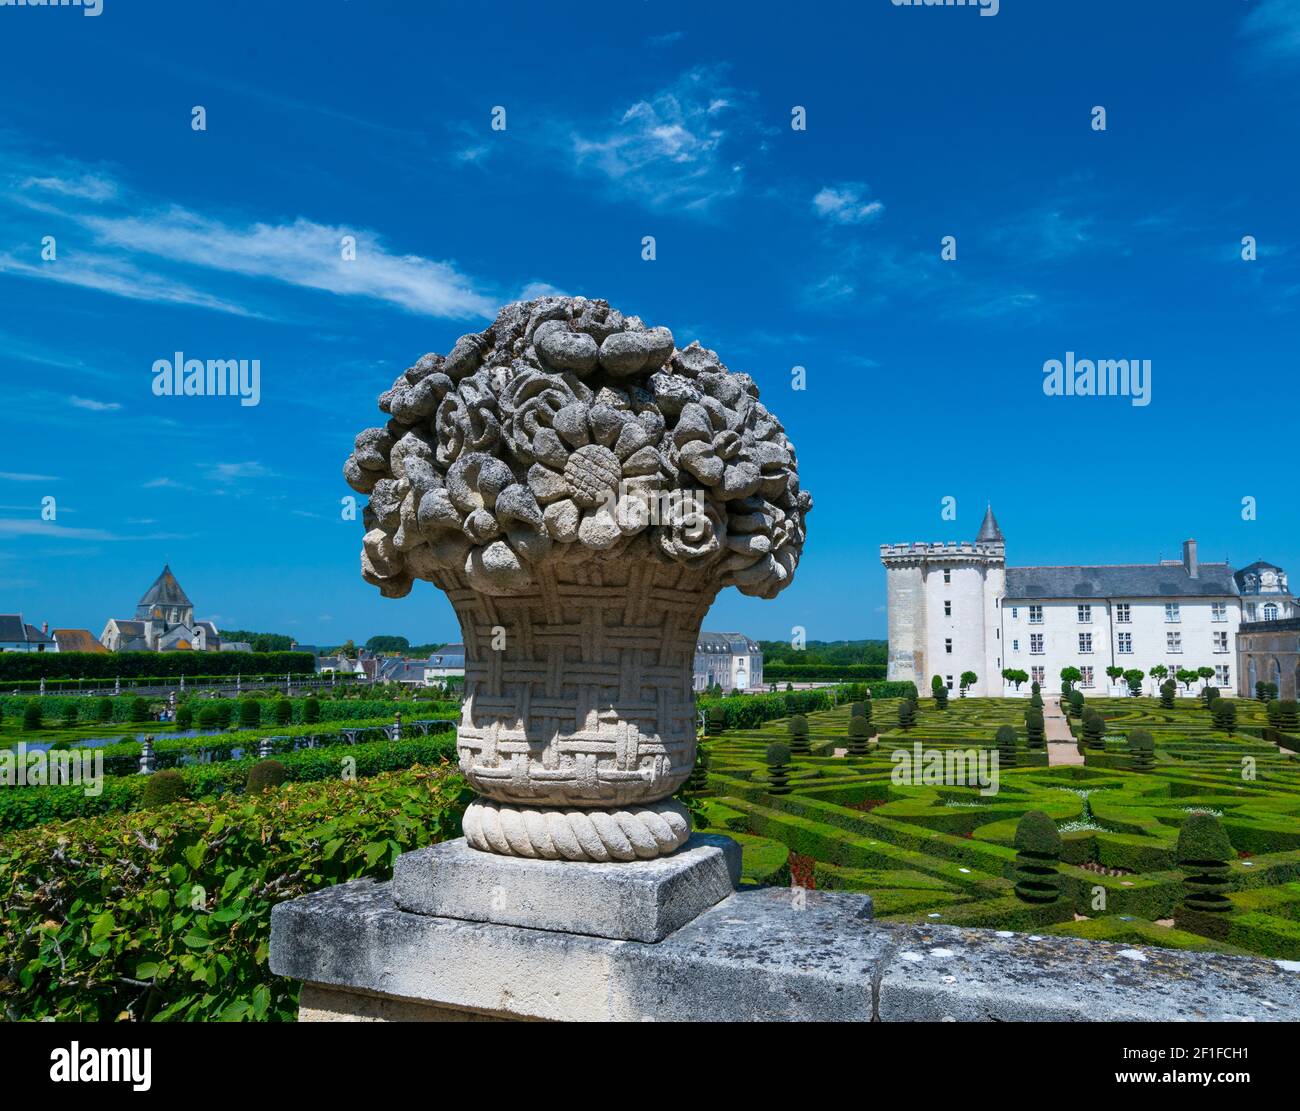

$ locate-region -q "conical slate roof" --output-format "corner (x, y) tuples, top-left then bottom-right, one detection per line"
(137, 565), (192, 608)
(976, 504), (1004, 543)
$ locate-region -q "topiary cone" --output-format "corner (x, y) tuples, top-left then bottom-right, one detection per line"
(788, 714), (811, 755)
(1024, 708), (1045, 749)
(1176, 812), (1233, 914)
(847, 715), (875, 757)
(897, 699), (916, 731)
(1013, 810), (1062, 904)
(1126, 728), (1155, 771)
(765, 741), (792, 796)
(995, 724), (1018, 768)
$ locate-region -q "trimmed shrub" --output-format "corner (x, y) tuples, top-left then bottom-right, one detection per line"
(787, 714), (810, 755)
(1256, 681), (1268, 702)
(273, 699), (293, 726)
(214, 702), (233, 728)
(60, 702), (78, 728)
(1081, 708), (1105, 750)
(1202, 685), (1220, 708)
(1277, 700), (1300, 732)
(129, 696), (150, 723)
(1013, 811), (1062, 904)
(1067, 689), (1084, 717)
(897, 699), (917, 730)
(238, 699), (262, 728)
(22, 700), (42, 731)
(1029, 691), (1044, 709)
(175, 704), (193, 730)
(303, 696), (321, 724)
(765, 742), (791, 796)
(1127, 729), (1155, 771)
(198, 706), (219, 730)
(934, 685), (949, 710)
(246, 759), (288, 795)
(1160, 681), (1176, 710)
(1030, 681), (1041, 695)
(1176, 813), (1233, 915)
(847, 715), (875, 757)
(850, 700), (870, 721)
(95, 696), (113, 723)
(995, 725), (1017, 768)
(1211, 699), (1237, 734)
(142, 769), (186, 807)
(686, 743), (711, 793)
(707, 705), (727, 735)
(1025, 708), (1045, 749)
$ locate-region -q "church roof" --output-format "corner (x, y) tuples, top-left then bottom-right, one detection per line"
(976, 505), (1004, 543)
(137, 565), (192, 609)
(52, 628), (108, 653)
(1005, 562), (1238, 600)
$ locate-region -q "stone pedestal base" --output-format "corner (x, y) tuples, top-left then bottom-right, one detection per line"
(394, 834), (738, 942)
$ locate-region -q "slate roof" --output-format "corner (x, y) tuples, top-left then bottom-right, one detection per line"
(52, 628), (108, 653)
(0, 614), (53, 645)
(426, 643), (465, 669)
(976, 505), (1004, 543)
(1005, 563), (1239, 600)
(697, 631), (760, 655)
(137, 565), (192, 609)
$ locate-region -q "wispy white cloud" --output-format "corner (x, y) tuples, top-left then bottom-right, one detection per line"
(141, 477), (184, 489)
(812, 184), (885, 226)
(70, 396), (122, 412)
(569, 66), (762, 212)
(205, 461), (274, 482)
(0, 472), (57, 482)
(1240, 0), (1300, 66)
(648, 30), (686, 47)
(4, 156), (496, 321)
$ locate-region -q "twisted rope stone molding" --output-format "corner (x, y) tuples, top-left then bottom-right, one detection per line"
(345, 296), (809, 860)
(463, 798), (691, 861)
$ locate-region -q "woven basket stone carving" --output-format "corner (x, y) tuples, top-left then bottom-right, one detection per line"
(345, 296), (810, 860)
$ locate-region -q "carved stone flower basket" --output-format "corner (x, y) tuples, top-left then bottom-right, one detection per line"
(345, 296), (810, 862)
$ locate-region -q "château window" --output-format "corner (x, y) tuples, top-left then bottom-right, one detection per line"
(1215, 665), (1231, 686)
(1078, 633), (1093, 654)
(943, 569), (951, 585)
(1028, 605), (1043, 624)
(1031, 666), (1045, 685)
(1165, 603), (1181, 623)
(1030, 634), (1044, 655)
(1211, 603), (1227, 622)
(1012, 639), (1019, 651)
(945, 675), (953, 689)
(1080, 666), (1094, 688)
(1118, 632), (1132, 654)
(1264, 603), (1279, 621)
(1213, 631), (1229, 653)
(1077, 604), (1092, 624)
(1011, 607), (1019, 619)
(1166, 631), (1182, 653)
(1116, 603), (1131, 623)
(944, 600), (952, 617)
(944, 638), (953, 654)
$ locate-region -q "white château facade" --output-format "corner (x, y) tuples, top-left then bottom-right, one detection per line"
(881, 507), (1294, 698)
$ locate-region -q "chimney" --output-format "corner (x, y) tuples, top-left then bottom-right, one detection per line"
(1183, 539), (1198, 579)
(42, 621), (48, 634)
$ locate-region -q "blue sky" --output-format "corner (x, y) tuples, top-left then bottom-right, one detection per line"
(1, 0), (1298, 647)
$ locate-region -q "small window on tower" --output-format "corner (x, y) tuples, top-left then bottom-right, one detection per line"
(943, 569), (951, 585)
(944, 601), (952, 617)
(945, 638), (953, 654)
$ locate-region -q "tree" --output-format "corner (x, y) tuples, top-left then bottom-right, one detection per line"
(1105, 665), (1124, 689)
(22, 700), (42, 731)
(1001, 668), (1029, 690)
(175, 703), (193, 730)
(1013, 811), (1062, 904)
(1176, 668), (1199, 691)
(366, 635), (411, 653)
(1196, 666), (1215, 690)
(95, 696), (113, 723)
(339, 639), (358, 660)
(1060, 667), (1082, 690)
(1149, 664), (1169, 685)
(1123, 669), (1145, 698)
(959, 671), (977, 697)
(61, 701), (78, 728)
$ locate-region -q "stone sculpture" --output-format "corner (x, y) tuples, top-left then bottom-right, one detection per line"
(344, 296), (810, 860)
